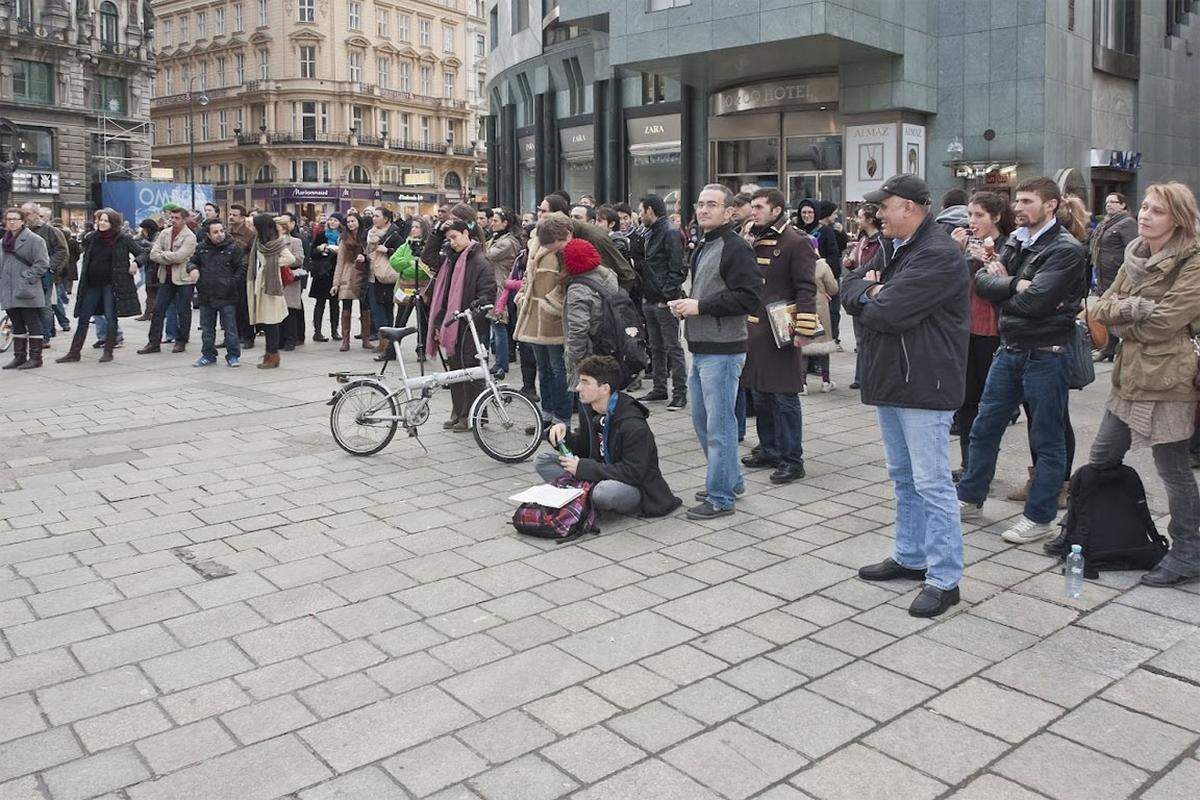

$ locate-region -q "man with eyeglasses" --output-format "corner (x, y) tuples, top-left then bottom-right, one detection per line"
(667, 184), (762, 519)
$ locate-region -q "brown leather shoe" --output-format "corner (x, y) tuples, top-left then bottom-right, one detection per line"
(171, 342), (187, 354)
(137, 343), (161, 354)
(1007, 466), (1034, 502)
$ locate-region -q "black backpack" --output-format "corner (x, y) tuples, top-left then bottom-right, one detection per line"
(1053, 464), (1169, 578)
(573, 274), (649, 390)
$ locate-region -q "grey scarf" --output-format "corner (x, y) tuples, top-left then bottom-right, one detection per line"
(255, 237), (287, 297)
(1122, 238), (1176, 287)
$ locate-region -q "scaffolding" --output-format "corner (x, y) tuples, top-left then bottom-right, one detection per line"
(94, 113), (154, 182)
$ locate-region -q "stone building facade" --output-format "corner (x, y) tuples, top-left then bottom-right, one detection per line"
(150, 0), (489, 220)
(486, 0), (1200, 221)
(0, 0), (154, 226)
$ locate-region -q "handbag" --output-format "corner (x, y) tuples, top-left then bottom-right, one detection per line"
(1079, 298), (1107, 352)
(1067, 317), (1096, 390)
(281, 266), (295, 286)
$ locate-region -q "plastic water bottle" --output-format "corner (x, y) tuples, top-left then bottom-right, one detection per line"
(1064, 545), (1084, 599)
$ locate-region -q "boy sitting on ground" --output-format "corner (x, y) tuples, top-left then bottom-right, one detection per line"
(537, 355), (682, 517)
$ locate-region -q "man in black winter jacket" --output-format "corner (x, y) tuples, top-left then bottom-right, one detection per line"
(187, 221), (246, 367)
(842, 173), (969, 618)
(637, 193), (688, 407)
(539, 355), (682, 517)
(957, 177), (1087, 547)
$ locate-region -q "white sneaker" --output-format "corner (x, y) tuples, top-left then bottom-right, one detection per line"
(822, 380), (837, 393)
(1001, 515), (1055, 544)
(800, 385), (808, 396)
(959, 500), (983, 521)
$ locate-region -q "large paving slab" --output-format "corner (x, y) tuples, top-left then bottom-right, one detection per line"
(1, 315), (1196, 799)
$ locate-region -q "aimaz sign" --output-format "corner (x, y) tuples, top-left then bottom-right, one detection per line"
(711, 75), (839, 116)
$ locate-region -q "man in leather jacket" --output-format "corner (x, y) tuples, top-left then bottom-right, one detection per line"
(957, 177), (1088, 546)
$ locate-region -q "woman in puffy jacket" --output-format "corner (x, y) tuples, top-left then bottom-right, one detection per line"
(1088, 182), (1200, 588)
(561, 238), (618, 388)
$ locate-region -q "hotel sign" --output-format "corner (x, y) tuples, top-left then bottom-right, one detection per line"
(711, 76), (839, 116)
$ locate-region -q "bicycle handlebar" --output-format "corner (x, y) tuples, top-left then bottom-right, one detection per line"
(453, 303), (493, 321)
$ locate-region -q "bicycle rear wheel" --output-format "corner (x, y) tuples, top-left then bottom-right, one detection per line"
(472, 387), (542, 463)
(330, 381), (399, 456)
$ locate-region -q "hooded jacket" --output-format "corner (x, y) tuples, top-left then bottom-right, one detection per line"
(562, 392), (682, 517)
(842, 213), (970, 411)
(564, 264), (620, 385)
(935, 204), (970, 236)
(189, 235), (247, 307)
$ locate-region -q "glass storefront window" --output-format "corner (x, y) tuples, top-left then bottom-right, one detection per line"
(561, 157), (593, 204)
(786, 135), (842, 171)
(628, 151), (681, 213)
(714, 137), (780, 193)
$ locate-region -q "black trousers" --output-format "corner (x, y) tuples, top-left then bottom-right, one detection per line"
(261, 322), (281, 354)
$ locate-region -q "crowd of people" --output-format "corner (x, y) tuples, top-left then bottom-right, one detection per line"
(3, 170), (1199, 615)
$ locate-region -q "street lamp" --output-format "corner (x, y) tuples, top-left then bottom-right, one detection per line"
(186, 77), (210, 211)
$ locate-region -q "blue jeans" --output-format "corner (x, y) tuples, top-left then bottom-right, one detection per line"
(531, 343), (571, 423)
(753, 391), (803, 468)
(166, 304), (179, 341)
(492, 323), (510, 375)
(689, 352), (746, 510)
(200, 304), (241, 362)
(76, 285), (116, 341)
(149, 282), (194, 344)
(958, 348), (1070, 524)
(93, 314), (123, 343)
(53, 284), (70, 329)
(877, 406), (963, 590)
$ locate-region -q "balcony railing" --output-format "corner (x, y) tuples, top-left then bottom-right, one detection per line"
(230, 132), (478, 156)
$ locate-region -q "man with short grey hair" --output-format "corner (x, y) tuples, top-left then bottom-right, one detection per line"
(667, 183), (762, 519)
(21, 203), (68, 347)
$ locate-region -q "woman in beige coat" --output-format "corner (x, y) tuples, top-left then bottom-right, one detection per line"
(329, 212), (368, 351)
(1089, 182), (1200, 587)
(800, 254), (840, 394)
(247, 213), (295, 369)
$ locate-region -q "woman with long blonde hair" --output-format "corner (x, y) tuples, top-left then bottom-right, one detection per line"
(1086, 182), (1200, 587)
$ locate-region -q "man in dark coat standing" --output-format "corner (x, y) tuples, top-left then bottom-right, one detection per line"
(1090, 191), (1139, 362)
(842, 174), (970, 618)
(188, 221), (246, 368)
(740, 188), (819, 484)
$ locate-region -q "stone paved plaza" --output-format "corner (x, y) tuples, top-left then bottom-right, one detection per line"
(1, 323), (1198, 800)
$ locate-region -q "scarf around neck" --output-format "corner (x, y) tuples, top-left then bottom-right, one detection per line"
(426, 242), (475, 359)
(1123, 238), (1177, 287)
(2, 228), (20, 253)
(255, 237), (287, 296)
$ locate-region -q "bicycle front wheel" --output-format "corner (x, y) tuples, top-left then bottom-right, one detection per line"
(472, 387), (542, 463)
(330, 381), (399, 456)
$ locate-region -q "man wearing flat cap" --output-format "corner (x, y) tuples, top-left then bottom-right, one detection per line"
(841, 174), (970, 618)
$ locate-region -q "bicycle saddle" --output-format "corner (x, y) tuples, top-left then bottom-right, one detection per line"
(377, 326), (417, 342)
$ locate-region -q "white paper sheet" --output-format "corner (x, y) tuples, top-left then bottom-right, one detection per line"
(508, 485), (584, 509)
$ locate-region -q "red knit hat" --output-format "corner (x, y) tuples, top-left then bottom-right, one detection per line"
(562, 238), (601, 275)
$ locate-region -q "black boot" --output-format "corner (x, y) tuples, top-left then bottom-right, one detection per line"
(17, 337), (43, 369)
(56, 327), (88, 363)
(2, 336), (28, 369)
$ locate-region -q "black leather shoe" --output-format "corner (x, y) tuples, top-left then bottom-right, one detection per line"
(666, 396), (687, 411)
(769, 464), (805, 484)
(686, 501), (734, 520)
(908, 585), (960, 618)
(1140, 565), (1200, 588)
(741, 453), (777, 469)
(1043, 530), (1068, 557)
(638, 389), (669, 402)
(858, 558), (927, 582)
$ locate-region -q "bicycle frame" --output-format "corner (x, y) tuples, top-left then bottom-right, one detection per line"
(338, 305), (519, 428)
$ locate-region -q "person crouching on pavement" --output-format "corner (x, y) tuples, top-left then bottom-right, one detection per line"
(842, 174), (970, 618)
(540, 355), (682, 517)
(188, 220), (246, 368)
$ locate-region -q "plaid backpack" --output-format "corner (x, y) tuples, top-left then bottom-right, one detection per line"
(512, 475), (599, 544)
